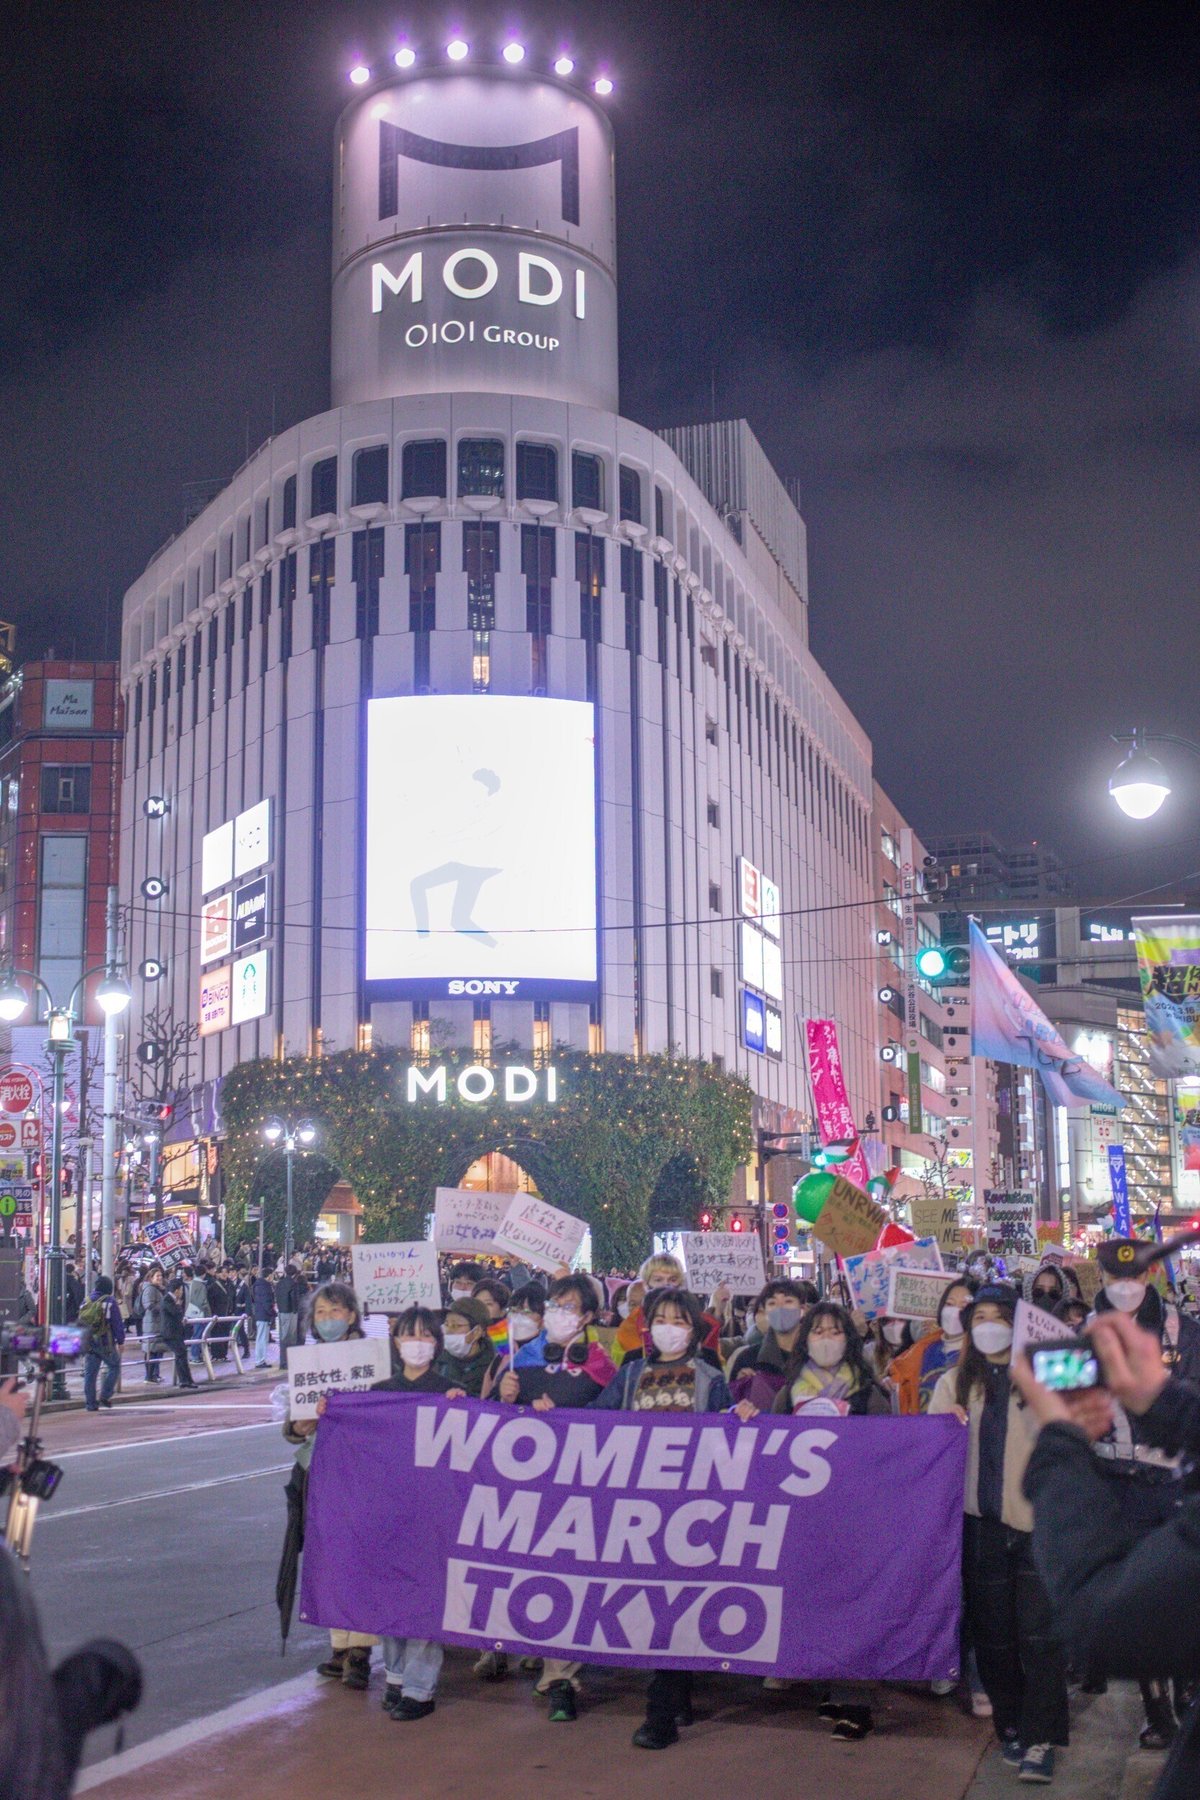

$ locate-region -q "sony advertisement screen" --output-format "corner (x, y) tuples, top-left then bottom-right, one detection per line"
(364, 695), (598, 1001)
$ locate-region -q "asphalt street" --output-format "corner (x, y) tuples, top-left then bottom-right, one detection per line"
(28, 1391), (328, 1765)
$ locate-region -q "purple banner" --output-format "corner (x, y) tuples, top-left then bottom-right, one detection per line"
(299, 1395), (967, 1681)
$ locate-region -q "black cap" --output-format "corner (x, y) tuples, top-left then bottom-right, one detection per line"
(1096, 1238), (1150, 1277)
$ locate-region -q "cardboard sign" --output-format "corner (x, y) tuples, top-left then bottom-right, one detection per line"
(911, 1197), (963, 1257)
(492, 1193), (588, 1273)
(432, 1187), (510, 1257)
(143, 1217), (192, 1270)
(984, 1192), (1038, 1259)
(1012, 1298), (1076, 1361)
(1066, 1258), (1104, 1305)
(352, 1241), (440, 1313)
(678, 1231), (767, 1297)
(842, 1238), (944, 1321)
(886, 1265), (952, 1322)
(813, 1174), (888, 1259)
(287, 1338), (389, 1420)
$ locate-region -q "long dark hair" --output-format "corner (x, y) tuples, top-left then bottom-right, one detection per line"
(954, 1292), (1017, 1408)
(783, 1301), (872, 1389)
(643, 1287), (706, 1359)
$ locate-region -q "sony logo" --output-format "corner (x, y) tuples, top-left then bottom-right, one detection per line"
(371, 249), (586, 317)
(448, 979), (520, 996)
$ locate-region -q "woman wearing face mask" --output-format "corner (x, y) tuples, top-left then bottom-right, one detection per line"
(494, 1275), (617, 1721)
(890, 1277), (978, 1416)
(369, 1307), (459, 1720)
(772, 1302), (889, 1421)
(590, 1287), (733, 1749)
(434, 1296), (492, 1398)
(929, 1284), (1068, 1784)
(866, 1314), (912, 1381)
(612, 1255), (722, 1367)
(480, 1283), (546, 1400)
(281, 1283), (379, 1692)
(445, 1262), (485, 1307)
(727, 1280), (817, 1410)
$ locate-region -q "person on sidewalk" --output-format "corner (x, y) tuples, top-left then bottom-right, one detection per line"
(930, 1284), (1068, 1785)
(185, 1265), (212, 1365)
(78, 1277), (125, 1412)
(251, 1268), (276, 1368)
(159, 1279), (197, 1389)
(274, 1263), (305, 1369)
(137, 1266), (166, 1383)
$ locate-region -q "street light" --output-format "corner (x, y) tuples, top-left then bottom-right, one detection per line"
(1107, 728), (1199, 821)
(0, 960), (131, 1369)
(259, 1117), (320, 1266)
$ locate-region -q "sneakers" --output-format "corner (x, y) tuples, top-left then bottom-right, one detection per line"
(382, 1686), (405, 1716)
(316, 1650), (347, 1680)
(632, 1719), (679, 1750)
(1140, 1694), (1178, 1750)
(545, 1680), (577, 1723)
(341, 1648), (372, 1690)
(831, 1706), (874, 1741)
(474, 1650), (509, 1681)
(1000, 1734), (1025, 1768)
(971, 1690), (994, 1718)
(930, 1678), (957, 1697)
(1019, 1745), (1054, 1784)
(392, 1697), (435, 1721)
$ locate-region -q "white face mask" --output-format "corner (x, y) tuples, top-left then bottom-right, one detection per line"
(450, 1285), (474, 1302)
(972, 1321), (1013, 1355)
(940, 1306), (964, 1339)
(398, 1338), (435, 1368)
(509, 1311), (540, 1343)
(442, 1331), (472, 1358)
(1105, 1279), (1145, 1313)
(650, 1321), (691, 1357)
(543, 1306), (582, 1345)
(882, 1320), (907, 1347)
(809, 1334), (847, 1368)
(617, 1301), (631, 1319)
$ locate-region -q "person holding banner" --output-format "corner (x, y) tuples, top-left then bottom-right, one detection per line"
(929, 1284), (1068, 1783)
(480, 1282), (545, 1400)
(890, 1276), (978, 1416)
(435, 1297), (492, 1398)
(771, 1302), (889, 1420)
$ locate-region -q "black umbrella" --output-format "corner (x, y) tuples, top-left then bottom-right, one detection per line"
(275, 1463), (307, 1653)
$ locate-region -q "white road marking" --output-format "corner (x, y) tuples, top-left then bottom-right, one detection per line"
(76, 1672), (320, 1790)
(40, 1463), (292, 1519)
(55, 1419), (278, 1458)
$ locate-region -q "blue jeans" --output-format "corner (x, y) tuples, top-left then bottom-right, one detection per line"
(382, 1637), (443, 1701)
(254, 1320), (271, 1365)
(84, 1349), (120, 1408)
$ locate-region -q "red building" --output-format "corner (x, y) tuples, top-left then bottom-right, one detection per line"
(0, 653), (122, 1021)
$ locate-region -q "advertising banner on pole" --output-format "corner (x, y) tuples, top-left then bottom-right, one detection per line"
(969, 921), (1124, 1109)
(803, 1020), (872, 1189)
(1107, 1146), (1131, 1237)
(301, 1395), (967, 1680)
(1132, 915), (1200, 1079)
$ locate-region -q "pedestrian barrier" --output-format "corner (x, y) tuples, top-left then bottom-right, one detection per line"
(113, 1315), (257, 1389)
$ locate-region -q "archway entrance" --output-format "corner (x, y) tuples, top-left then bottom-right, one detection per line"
(459, 1150), (540, 1197)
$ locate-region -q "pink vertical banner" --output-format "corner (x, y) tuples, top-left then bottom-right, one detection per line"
(804, 1018), (872, 1189)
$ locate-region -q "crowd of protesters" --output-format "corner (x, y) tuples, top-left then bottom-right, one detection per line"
(273, 1234), (1200, 1785)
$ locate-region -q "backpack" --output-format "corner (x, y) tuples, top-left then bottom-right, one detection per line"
(78, 1298), (114, 1353)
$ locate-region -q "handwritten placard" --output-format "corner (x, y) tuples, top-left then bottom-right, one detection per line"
(352, 1241), (440, 1313)
(1012, 1297), (1076, 1361)
(286, 1338), (389, 1420)
(911, 1197), (963, 1257)
(432, 1187), (510, 1256)
(679, 1231), (766, 1296)
(492, 1194), (588, 1273)
(985, 1192), (1038, 1259)
(843, 1238), (944, 1321)
(886, 1265), (951, 1322)
(813, 1174), (888, 1259)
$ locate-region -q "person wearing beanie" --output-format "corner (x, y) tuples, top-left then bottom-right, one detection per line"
(930, 1283), (1068, 1783)
(433, 1296), (491, 1398)
(78, 1276), (126, 1413)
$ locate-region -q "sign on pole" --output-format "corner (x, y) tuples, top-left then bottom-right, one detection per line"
(351, 1241), (441, 1313)
(0, 1072), (35, 1116)
(1108, 1146), (1131, 1237)
(492, 1194), (588, 1272)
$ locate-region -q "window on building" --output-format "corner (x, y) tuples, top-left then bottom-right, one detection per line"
(256, 496), (270, 550)
(919, 1013), (945, 1049)
(708, 883), (721, 913)
(705, 716), (718, 746)
(881, 826), (897, 864)
(522, 523), (554, 692)
(38, 834), (87, 1009)
(464, 520), (499, 692)
(457, 438), (504, 499)
(572, 452), (603, 513)
(309, 455), (338, 519)
(654, 486), (666, 540)
(575, 531), (603, 697)
(353, 528), (385, 641)
(402, 438), (447, 500)
(473, 1002), (492, 1061)
(706, 799), (719, 827)
(620, 542), (642, 654)
(310, 536), (336, 650)
(710, 969), (723, 998)
(533, 1000), (552, 1064)
(410, 1002), (430, 1059)
(700, 642), (717, 671)
(40, 766), (91, 815)
(516, 441), (558, 505)
(280, 552), (297, 662)
(282, 474), (297, 532)
(352, 445), (388, 508)
(618, 464), (642, 524)
(406, 521), (440, 688)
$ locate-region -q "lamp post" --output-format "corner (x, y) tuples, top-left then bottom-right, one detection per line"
(260, 1117), (318, 1266)
(1107, 728), (1200, 821)
(0, 961), (131, 1385)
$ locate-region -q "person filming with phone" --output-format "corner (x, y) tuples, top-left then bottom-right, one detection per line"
(1014, 1236), (1200, 1800)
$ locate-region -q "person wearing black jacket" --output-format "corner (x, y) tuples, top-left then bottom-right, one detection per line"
(158, 1280), (197, 1390)
(1015, 1310), (1200, 1800)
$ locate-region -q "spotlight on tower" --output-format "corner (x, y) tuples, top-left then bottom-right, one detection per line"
(349, 64), (371, 86)
(394, 46), (416, 69)
(446, 38), (469, 62)
(502, 40), (526, 64)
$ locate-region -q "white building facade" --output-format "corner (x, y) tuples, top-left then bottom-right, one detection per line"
(118, 61), (879, 1130)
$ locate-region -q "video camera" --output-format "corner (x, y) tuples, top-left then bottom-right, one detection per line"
(0, 1321), (89, 1359)
(0, 1322), (90, 1563)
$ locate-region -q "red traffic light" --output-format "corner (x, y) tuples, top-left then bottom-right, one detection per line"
(731, 1216), (745, 1233)
(699, 1211), (713, 1231)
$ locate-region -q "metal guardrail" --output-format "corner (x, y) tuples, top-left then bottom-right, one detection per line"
(116, 1313), (253, 1388)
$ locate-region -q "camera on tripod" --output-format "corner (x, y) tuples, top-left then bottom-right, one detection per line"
(0, 1321), (90, 1562)
(0, 1321), (90, 1359)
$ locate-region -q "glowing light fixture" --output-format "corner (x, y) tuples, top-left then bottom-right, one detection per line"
(554, 54), (574, 75)
(446, 38), (469, 61)
(1109, 737), (1171, 820)
(502, 40), (525, 64)
(593, 75), (614, 95)
(394, 46), (416, 68)
(349, 64), (371, 85)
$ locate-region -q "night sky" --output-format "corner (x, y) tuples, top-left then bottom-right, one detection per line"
(4, 1), (1198, 898)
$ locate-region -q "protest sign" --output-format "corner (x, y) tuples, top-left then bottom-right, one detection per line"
(143, 1217), (192, 1271)
(287, 1338), (389, 1421)
(813, 1175), (887, 1259)
(842, 1238), (943, 1321)
(432, 1187), (509, 1257)
(1012, 1299), (1075, 1361)
(1066, 1258), (1103, 1305)
(301, 1395), (966, 1681)
(886, 1265), (950, 1322)
(492, 1194), (588, 1272)
(352, 1242), (440, 1313)
(679, 1231), (766, 1296)
(911, 1197), (962, 1257)
(984, 1192), (1038, 1259)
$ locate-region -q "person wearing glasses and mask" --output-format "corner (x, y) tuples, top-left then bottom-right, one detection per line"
(726, 1279), (818, 1410)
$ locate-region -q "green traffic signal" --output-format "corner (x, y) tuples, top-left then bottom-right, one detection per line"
(915, 945), (948, 980)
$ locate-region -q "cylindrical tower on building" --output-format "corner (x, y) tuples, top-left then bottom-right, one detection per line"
(331, 68), (618, 410)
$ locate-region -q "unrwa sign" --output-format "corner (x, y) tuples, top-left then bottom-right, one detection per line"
(405, 1064), (559, 1105)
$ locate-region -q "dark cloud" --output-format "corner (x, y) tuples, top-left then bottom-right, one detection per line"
(1, 0), (1197, 894)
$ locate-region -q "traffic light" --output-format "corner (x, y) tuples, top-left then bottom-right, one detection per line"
(915, 944), (970, 982)
(730, 1215), (745, 1233)
(699, 1210), (713, 1231)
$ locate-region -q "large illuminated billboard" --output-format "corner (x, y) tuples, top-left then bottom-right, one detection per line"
(364, 696), (598, 1000)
